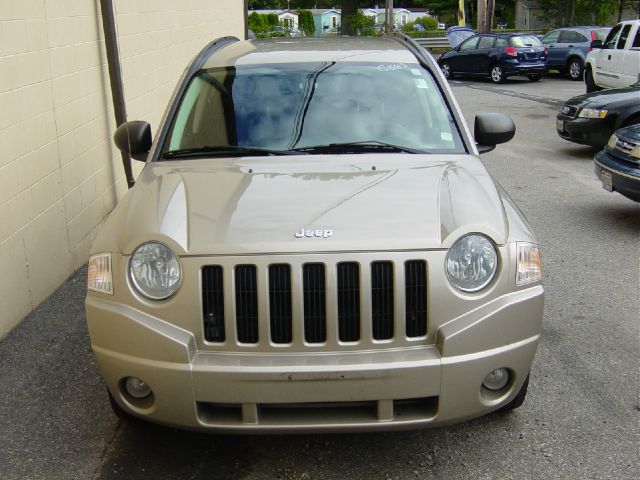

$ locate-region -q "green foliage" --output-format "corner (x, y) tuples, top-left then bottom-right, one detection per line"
(266, 13), (280, 27)
(297, 9), (315, 36)
(344, 11), (375, 35)
(415, 16), (439, 30)
(536, 0), (625, 25)
(248, 12), (267, 33)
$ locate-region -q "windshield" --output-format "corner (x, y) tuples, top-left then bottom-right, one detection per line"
(509, 35), (542, 47)
(163, 62), (464, 157)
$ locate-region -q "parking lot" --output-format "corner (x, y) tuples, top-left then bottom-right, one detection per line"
(1, 74), (638, 480)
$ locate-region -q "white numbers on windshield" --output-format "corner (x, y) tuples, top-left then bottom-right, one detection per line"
(377, 63), (408, 72)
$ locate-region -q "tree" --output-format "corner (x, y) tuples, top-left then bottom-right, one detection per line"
(297, 9), (315, 36)
(537, 0), (622, 26)
(341, 0), (360, 36)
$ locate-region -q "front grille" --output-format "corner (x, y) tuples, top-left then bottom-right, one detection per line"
(615, 136), (639, 154)
(561, 105), (578, 118)
(201, 256), (429, 349)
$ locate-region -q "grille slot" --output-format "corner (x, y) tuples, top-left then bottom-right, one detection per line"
(405, 260), (428, 337)
(269, 264), (293, 344)
(337, 262), (360, 342)
(303, 264), (326, 343)
(202, 266), (225, 342)
(371, 261), (394, 340)
(235, 265), (259, 343)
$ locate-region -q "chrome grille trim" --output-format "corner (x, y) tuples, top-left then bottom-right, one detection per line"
(200, 254), (430, 351)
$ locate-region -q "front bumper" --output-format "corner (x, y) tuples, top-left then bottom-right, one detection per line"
(594, 151), (640, 202)
(556, 114), (613, 147)
(87, 285), (543, 433)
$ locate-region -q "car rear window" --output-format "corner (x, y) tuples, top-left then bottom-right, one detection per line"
(164, 62), (465, 155)
(509, 35), (542, 47)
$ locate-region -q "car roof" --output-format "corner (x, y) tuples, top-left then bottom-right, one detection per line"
(201, 37), (421, 69)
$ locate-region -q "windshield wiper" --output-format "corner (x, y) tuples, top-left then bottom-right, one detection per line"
(163, 145), (301, 159)
(292, 141), (425, 155)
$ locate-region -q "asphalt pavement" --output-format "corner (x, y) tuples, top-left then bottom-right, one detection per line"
(1, 74), (638, 480)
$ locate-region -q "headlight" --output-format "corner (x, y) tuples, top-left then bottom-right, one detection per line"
(87, 253), (113, 295)
(607, 133), (618, 148)
(129, 242), (181, 300)
(446, 234), (498, 292)
(578, 108), (607, 119)
(516, 242), (542, 285)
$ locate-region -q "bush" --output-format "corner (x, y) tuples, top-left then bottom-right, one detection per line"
(248, 12), (267, 33)
(415, 16), (439, 31)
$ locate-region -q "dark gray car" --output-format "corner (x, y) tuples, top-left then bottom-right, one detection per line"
(542, 26), (610, 80)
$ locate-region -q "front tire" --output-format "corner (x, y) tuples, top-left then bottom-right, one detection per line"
(499, 374), (530, 413)
(527, 74), (542, 82)
(568, 58), (583, 81)
(490, 64), (505, 84)
(585, 67), (601, 93)
(107, 389), (138, 423)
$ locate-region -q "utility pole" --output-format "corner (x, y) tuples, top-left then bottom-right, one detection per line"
(477, 0), (486, 31)
(477, 0), (494, 33)
(485, 0), (495, 32)
(458, 0), (466, 26)
(386, 0), (394, 33)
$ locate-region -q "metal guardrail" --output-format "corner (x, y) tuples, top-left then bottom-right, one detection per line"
(414, 37), (451, 49)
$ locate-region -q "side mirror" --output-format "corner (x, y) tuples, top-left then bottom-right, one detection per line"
(474, 113), (515, 154)
(114, 121), (152, 161)
(590, 39), (603, 49)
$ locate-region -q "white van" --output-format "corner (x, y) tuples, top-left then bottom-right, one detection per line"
(585, 20), (640, 92)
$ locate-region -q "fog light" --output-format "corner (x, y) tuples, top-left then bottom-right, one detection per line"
(124, 377), (152, 399)
(482, 368), (510, 391)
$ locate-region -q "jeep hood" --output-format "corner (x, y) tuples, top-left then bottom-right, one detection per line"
(95, 155), (509, 256)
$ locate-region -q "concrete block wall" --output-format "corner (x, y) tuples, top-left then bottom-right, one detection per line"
(0, 0), (244, 337)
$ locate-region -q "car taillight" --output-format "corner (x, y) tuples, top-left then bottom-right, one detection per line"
(504, 46), (518, 57)
(590, 31), (597, 40)
(544, 47), (548, 55)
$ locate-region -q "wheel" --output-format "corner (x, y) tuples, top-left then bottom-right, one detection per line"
(440, 62), (453, 80)
(585, 67), (602, 93)
(527, 74), (542, 82)
(490, 64), (505, 84)
(567, 57), (583, 81)
(499, 374), (529, 413)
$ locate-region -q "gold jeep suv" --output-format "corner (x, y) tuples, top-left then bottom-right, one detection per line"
(86, 35), (544, 433)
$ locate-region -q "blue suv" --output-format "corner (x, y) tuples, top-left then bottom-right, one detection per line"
(542, 26), (610, 80)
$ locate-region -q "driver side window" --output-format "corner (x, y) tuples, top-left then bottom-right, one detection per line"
(603, 25), (622, 49)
